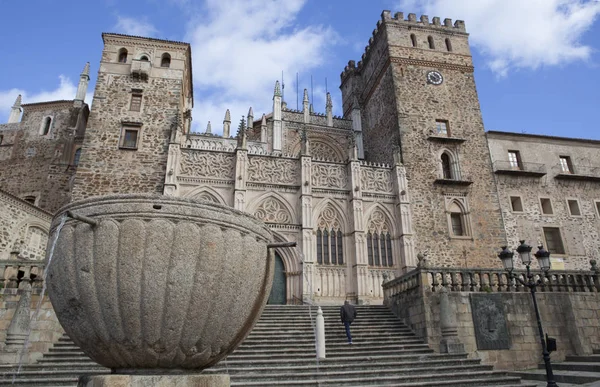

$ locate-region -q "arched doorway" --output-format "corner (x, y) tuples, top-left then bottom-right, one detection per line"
(268, 253), (286, 305)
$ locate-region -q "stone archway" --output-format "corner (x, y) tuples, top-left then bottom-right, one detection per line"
(267, 253), (287, 305)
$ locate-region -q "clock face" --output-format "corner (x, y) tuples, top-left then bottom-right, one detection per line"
(427, 71), (443, 85)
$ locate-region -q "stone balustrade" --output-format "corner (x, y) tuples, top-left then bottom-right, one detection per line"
(0, 260), (45, 291)
(383, 263), (600, 303)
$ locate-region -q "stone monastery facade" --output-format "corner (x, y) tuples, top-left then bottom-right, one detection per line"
(2, 11), (600, 305)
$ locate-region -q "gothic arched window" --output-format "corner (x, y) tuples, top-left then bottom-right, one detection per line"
(73, 148), (82, 166)
(161, 53), (171, 68)
(448, 201), (469, 237)
(118, 48), (128, 63)
(316, 205), (344, 265)
(366, 209), (393, 268)
(441, 152), (453, 179)
(410, 34), (417, 47)
(40, 117), (52, 135)
(445, 38), (452, 52)
(428, 36), (435, 49)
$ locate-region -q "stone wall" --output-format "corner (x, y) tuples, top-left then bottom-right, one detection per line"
(72, 34), (192, 200)
(0, 102), (88, 213)
(0, 189), (52, 261)
(488, 132), (600, 271)
(384, 268), (600, 371)
(341, 12), (506, 269)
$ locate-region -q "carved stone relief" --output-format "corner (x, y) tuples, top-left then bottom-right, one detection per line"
(317, 205), (342, 230)
(470, 294), (511, 350)
(254, 197), (293, 224)
(367, 208), (390, 233)
(361, 167), (393, 193)
(192, 191), (220, 204)
(311, 141), (344, 162)
(311, 164), (348, 189)
(247, 157), (298, 185)
(179, 150), (235, 179)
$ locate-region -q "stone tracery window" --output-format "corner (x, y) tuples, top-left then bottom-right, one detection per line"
(316, 205), (344, 265)
(366, 209), (393, 267)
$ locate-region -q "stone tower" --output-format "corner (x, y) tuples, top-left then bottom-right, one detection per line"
(72, 33), (193, 200)
(341, 11), (506, 267)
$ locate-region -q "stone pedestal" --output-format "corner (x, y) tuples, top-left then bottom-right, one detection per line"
(78, 374), (230, 387)
(439, 287), (465, 354)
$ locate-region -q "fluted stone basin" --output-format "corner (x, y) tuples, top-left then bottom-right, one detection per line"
(47, 194), (274, 372)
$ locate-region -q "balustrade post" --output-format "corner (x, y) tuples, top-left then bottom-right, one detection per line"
(438, 287), (464, 353)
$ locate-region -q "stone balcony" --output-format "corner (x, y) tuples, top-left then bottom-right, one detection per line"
(493, 160), (547, 177)
(130, 59), (151, 80)
(554, 164), (600, 182)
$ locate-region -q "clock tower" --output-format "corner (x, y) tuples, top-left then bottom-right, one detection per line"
(341, 11), (506, 268)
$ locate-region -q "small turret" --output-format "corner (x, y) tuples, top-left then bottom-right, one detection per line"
(260, 114), (267, 143)
(74, 62), (90, 107)
(351, 96), (364, 159)
(205, 121), (212, 135)
(8, 94), (22, 123)
(273, 81), (282, 153)
(223, 109), (231, 138)
(326, 92), (333, 127)
(303, 89), (309, 123)
(247, 107), (254, 129)
(237, 116), (247, 149)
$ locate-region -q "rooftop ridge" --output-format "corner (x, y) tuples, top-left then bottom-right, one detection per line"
(341, 10), (466, 83)
(102, 32), (190, 47)
(21, 99), (74, 107)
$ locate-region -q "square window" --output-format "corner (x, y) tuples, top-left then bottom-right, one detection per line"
(510, 196), (523, 212)
(508, 150), (522, 170)
(559, 156), (573, 174)
(435, 120), (449, 136)
(120, 127), (140, 149)
(130, 94), (142, 112)
(540, 198), (553, 215)
(567, 199), (581, 216)
(543, 227), (565, 255)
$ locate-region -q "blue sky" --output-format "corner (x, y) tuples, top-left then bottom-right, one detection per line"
(1, 0), (599, 139)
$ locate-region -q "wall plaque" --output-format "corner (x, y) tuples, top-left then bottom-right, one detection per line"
(470, 293), (511, 350)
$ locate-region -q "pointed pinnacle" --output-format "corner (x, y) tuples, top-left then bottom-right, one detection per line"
(303, 89), (309, 102)
(82, 62), (90, 76)
(274, 81), (282, 96)
(248, 107), (253, 117)
(206, 121), (212, 134)
(224, 109), (231, 122)
(326, 92), (332, 108)
(12, 94), (22, 108)
(261, 114), (267, 126)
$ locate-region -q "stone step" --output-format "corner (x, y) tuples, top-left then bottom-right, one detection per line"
(594, 349), (600, 355)
(0, 377), (78, 386)
(549, 361), (600, 372)
(226, 348), (435, 362)
(219, 353), (464, 367)
(565, 354), (600, 362)
(219, 364), (495, 382)
(208, 358), (482, 373)
(229, 371), (522, 386)
(510, 369), (600, 384)
(245, 332), (417, 341)
(231, 343), (430, 356)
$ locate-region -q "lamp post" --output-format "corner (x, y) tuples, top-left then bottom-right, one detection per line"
(498, 240), (557, 387)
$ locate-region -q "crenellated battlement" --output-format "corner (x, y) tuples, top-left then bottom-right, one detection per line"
(341, 10), (467, 83)
(380, 10), (466, 33)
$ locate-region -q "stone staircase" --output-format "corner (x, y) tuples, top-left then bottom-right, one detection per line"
(511, 349), (600, 386)
(0, 305), (535, 386)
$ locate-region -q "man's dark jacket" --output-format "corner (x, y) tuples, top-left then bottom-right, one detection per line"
(340, 303), (357, 323)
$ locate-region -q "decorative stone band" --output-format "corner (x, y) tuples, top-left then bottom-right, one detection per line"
(47, 194), (274, 371)
(383, 265), (600, 304)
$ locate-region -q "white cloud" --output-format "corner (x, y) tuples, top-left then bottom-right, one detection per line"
(114, 16), (159, 37)
(398, 0), (600, 76)
(0, 75), (77, 122)
(186, 0), (336, 132)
